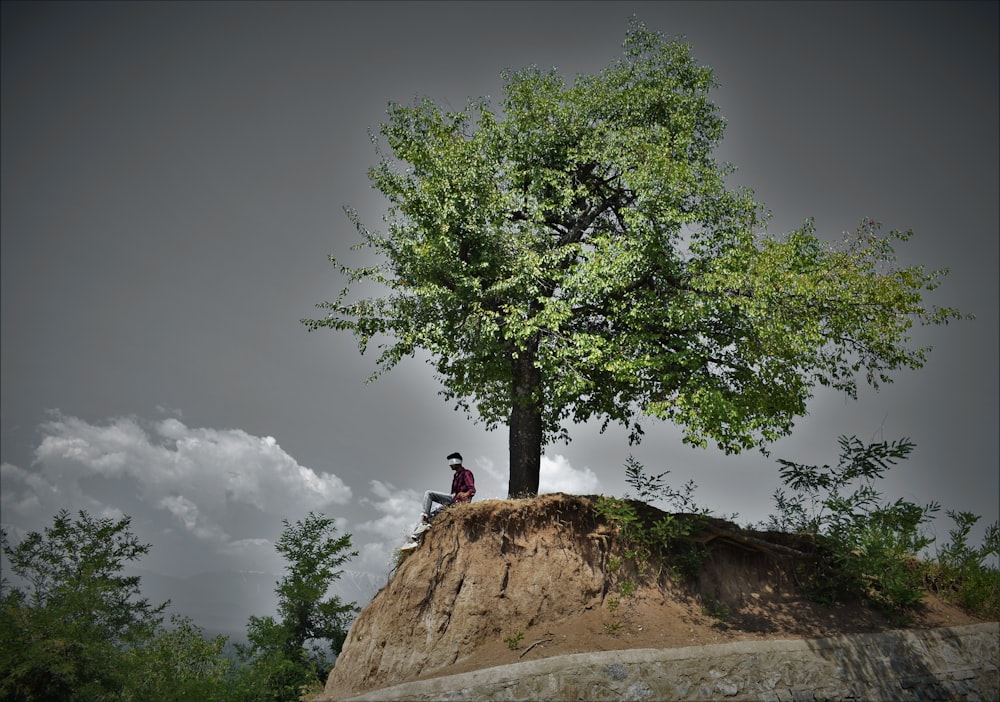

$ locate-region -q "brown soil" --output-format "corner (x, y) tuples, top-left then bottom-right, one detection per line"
(322, 493), (990, 699)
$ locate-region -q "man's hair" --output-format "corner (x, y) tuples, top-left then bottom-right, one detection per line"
(447, 452), (463, 462)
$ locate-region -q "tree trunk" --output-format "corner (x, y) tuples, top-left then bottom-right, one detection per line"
(508, 346), (543, 498)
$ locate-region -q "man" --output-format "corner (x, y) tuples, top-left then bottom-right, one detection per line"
(402, 452), (475, 549)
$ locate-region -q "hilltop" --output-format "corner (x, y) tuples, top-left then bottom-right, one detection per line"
(319, 493), (987, 700)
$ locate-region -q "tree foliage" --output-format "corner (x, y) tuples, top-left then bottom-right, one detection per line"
(1, 509), (361, 702)
(1, 509), (361, 701)
(120, 614), (235, 702)
(1, 510), (168, 700)
(274, 511), (359, 655)
(237, 512), (359, 702)
(304, 19), (963, 497)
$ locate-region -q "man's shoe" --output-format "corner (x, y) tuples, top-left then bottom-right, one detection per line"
(399, 541), (419, 552)
(412, 523), (431, 537)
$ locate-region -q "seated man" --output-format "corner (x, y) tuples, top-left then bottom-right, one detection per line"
(402, 452), (475, 549)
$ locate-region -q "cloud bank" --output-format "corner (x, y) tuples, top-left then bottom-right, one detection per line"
(1, 412), (352, 563)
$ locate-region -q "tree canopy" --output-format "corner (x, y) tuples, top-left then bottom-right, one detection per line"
(304, 20), (962, 497)
(0, 511), (212, 701)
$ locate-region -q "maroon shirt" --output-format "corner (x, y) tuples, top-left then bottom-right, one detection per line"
(451, 467), (476, 503)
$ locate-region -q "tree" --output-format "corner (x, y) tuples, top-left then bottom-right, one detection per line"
(0, 512), (243, 702)
(238, 512), (358, 702)
(303, 20), (962, 497)
(273, 512), (359, 657)
(0, 510), (167, 700)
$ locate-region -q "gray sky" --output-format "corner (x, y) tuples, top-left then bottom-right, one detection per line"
(3, 1), (997, 633)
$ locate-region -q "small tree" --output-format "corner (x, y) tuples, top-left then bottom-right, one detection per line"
(768, 436), (940, 612)
(238, 512), (359, 701)
(274, 512), (359, 657)
(305, 20), (963, 497)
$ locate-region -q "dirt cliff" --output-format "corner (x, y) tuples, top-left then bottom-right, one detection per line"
(321, 493), (984, 700)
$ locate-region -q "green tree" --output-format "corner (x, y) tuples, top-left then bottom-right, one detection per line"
(0, 510), (167, 700)
(304, 20), (962, 497)
(1, 512), (242, 702)
(238, 512), (359, 702)
(121, 615), (236, 702)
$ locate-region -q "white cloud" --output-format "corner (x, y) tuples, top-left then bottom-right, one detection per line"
(1, 462), (51, 514)
(19, 412), (352, 552)
(349, 480), (425, 578)
(539, 454), (602, 495)
(1, 458), (113, 523)
(468, 454), (601, 498)
(155, 405), (184, 419)
(355, 480), (421, 540)
(157, 417), (187, 439)
(35, 414), (148, 478)
(158, 494), (227, 542)
(471, 456), (508, 500)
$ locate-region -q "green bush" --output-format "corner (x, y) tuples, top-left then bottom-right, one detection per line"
(768, 436), (939, 614)
(603, 443), (998, 622)
(595, 457), (710, 584)
(122, 615), (238, 702)
(925, 511), (1000, 618)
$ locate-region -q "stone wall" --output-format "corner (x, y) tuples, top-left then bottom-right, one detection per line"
(323, 622), (998, 702)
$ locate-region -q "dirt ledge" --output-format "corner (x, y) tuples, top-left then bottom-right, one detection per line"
(321, 494), (994, 700)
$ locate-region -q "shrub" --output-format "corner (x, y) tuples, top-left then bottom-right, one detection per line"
(925, 511), (999, 618)
(768, 436), (939, 614)
(595, 457), (710, 587)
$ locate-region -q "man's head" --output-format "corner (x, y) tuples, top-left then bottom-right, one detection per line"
(447, 452), (463, 470)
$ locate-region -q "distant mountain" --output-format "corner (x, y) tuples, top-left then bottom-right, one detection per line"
(132, 567), (278, 640)
(329, 568), (384, 612)
(130, 566), (383, 642)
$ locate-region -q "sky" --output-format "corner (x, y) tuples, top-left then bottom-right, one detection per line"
(2, 1), (997, 636)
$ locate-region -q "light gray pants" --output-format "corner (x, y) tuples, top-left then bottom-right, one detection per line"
(422, 490), (453, 519)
